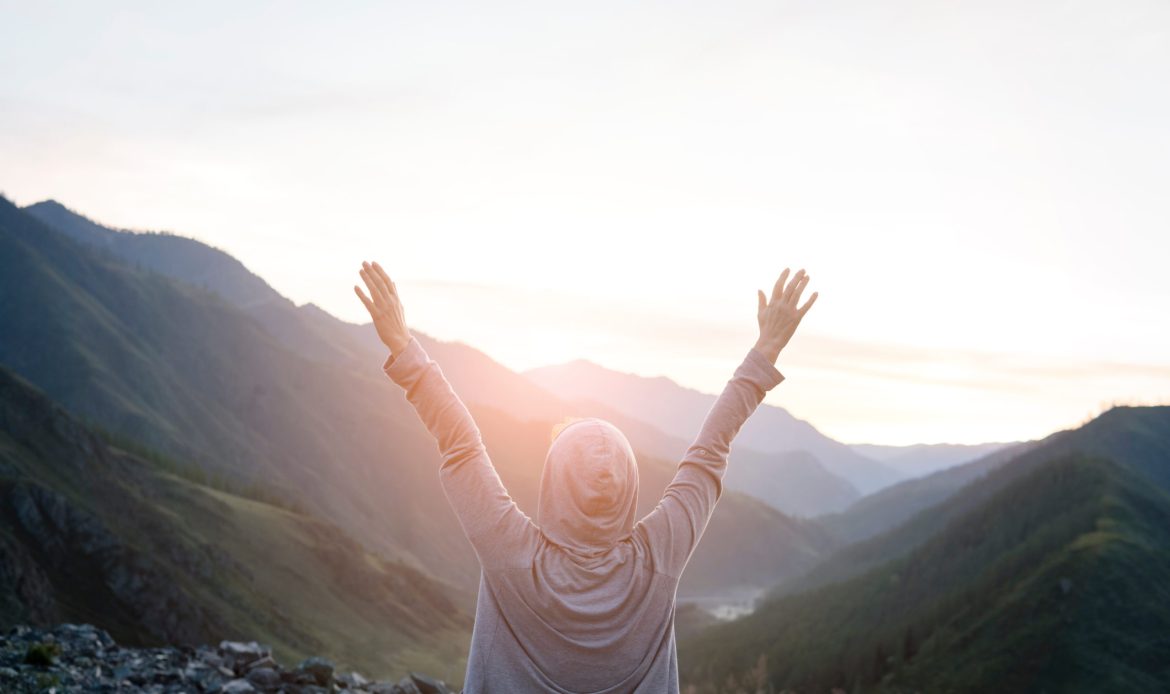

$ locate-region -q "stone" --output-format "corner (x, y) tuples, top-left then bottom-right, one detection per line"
(247, 666), (282, 690)
(410, 672), (453, 694)
(280, 668), (319, 685)
(298, 655), (336, 687)
(247, 654), (279, 671)
(219, 640), (270, 673)
(222, 678), (259, 693)
(338, 670), (370, 688)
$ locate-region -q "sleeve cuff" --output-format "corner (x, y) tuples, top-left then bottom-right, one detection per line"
(383, 336), (429, 385)
(742, 347), (785, 391)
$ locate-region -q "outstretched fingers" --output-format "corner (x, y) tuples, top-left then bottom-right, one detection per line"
(770, 268), (791, 304)
(354, 285), (376, 315)
(789, 273), (810, 307)
(372, 262), (397, 297)
(798, 291), (818, 317)
(782, 269), (806, 304)
(359, 266), (385, 306)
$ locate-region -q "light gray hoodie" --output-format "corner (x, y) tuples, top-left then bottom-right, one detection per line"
(384, 337), (783, 693)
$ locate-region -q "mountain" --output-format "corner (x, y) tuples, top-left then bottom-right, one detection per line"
(820, 441), (1032, 545)
(850, 440), (1018, 477)
(5, 197), (835, 600)
(2, 195), (482, 587)
(24, 200), (280, 311)
(23, 200), (368, 365)
(0, 366), (472, 682)
(526, 359), (902, 495)
(679, 405), (1170, 693)
(722, 449), (858, 518)
(778, 406), (1170, 599)
(568, 395), (860, 518)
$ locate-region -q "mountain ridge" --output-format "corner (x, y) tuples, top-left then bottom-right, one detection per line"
(774, 404), (1170, 600)
(679, 406), (1170, 691)
(850, 440), (1018, 477)
(526, 358), (902, 495)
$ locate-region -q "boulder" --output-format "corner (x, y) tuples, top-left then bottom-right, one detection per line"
(410, 672), (454, 694)
(219, 640), (270, 673)
(297, 655), (336, 687)
(247, 666), (282, 690)
(338, 670), (370, 688)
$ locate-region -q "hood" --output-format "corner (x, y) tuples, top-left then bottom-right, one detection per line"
(537, 418), (639, 556)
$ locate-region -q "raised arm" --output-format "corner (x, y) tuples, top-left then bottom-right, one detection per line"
(355, 262), (540, 567)
(634, 269), (817, 578)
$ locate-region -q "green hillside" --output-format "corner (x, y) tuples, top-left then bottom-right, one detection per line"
(1, 194), (524, 587)
(776, 406), (1170, 599)
(680, 407), (1170, 693)
(0, 367), (472, 683)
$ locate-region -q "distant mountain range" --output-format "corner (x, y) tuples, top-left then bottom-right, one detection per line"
(525, 361), (1016, 515)
(850, 440), (1017, 477)
(527, 359), (904, 496)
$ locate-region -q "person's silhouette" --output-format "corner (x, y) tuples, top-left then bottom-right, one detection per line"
(356, 262), (816, 693)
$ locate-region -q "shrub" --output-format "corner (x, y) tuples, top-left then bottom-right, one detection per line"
(24, 642), (62, 667)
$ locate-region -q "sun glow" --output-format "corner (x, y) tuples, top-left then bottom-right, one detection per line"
(3, 0), (1170, 444)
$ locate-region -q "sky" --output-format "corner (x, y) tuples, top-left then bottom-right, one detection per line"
(2, 0), (1169, 445)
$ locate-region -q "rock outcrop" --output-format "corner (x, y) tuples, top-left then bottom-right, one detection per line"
(0, 623), (458, 693)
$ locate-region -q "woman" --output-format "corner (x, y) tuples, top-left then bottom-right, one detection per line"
(355, 262), (816, 693)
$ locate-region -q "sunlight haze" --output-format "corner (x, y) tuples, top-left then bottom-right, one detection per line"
(3, 0), (1168, 445)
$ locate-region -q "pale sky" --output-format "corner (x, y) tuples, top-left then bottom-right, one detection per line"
(3, 1), (1169, 445)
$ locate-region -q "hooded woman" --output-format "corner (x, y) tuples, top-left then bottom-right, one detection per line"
(355, 262), (817, 693)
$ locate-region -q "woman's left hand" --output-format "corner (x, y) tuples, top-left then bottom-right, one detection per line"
(355, 261), (412, 354)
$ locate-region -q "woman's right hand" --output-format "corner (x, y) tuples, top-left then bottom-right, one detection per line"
(754, 268), (817, 364)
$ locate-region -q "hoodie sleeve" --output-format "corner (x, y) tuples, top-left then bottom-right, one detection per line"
(383, 336), (541, 568)
(634, 347), (784, 579)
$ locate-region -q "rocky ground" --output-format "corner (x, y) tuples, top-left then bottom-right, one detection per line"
(0, 624), (459, 693)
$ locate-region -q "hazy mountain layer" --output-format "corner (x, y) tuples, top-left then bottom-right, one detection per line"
(527, 359), (902, 494)
(819, 441), (1032, 545)
(850, 440), (1017, 477)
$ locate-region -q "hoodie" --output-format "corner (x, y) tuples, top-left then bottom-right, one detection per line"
(384, 337), (784, 693)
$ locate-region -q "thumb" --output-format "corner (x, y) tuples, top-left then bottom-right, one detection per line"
(757, 289), (767, 314)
